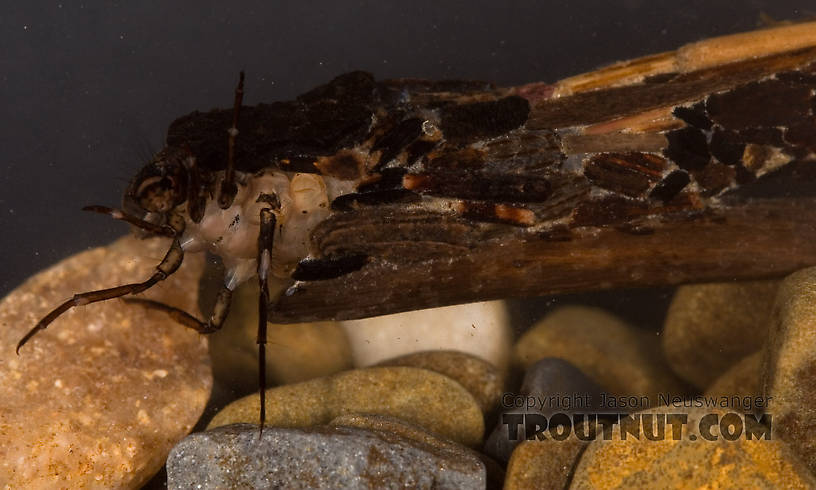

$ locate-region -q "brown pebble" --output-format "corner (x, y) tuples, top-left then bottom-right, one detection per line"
(0, 235), (212, 488)
(763, 267), (816, 473)
(662, 280), (777, 389)
(207, 366), (484, 447)
(377, 350), (504, 414)
(571, 407), (816, 489)
(704, 351), (762, 408)
(504, 437), (587, 490)
(515, 306), (686, 405)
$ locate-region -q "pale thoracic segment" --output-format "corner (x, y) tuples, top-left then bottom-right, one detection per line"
(179, 169), (353, 289)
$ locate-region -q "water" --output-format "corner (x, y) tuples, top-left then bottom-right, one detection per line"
(2, 2), (813, 488)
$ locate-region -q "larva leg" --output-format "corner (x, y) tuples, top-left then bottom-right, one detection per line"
(218, 71), (245, 210)
(82, 205), (178, 237)
(123, 285), (233, 335)
(16, 238), (185, 353)
(256, 207), (276, 433)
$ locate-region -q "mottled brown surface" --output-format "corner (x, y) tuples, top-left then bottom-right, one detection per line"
(571, 407), (816, 489)
(273, 198), (816, 322)
(504, 439), (586, 490)
(0, 235), (211, 488)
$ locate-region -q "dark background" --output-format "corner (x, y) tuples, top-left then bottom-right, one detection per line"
(1, 0), (813, 310)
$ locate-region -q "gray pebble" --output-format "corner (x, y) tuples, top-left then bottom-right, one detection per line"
(484, 358), (607, 463)
(167, 423), (486, 489)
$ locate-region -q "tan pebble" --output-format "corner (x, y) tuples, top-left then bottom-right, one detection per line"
(763, 267), (816, 473)
(504, 436), (587, 490)
(377, 350), (503, 414)
(514, 306), (685, 405)
(208, 366), (484, 447)
(704, 351), (762, 408)
(332, 413), (470, 449)
(662, 280), (777, 389)
(0, 235), (212, 489)
(571, 407), (815, 489)
(341, 301), (512, 374)
(209, 280), (353, 392)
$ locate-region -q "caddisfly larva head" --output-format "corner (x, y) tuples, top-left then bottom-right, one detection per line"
(124, 152), (189, 216)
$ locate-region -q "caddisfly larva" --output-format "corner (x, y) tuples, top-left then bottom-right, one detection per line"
(16, 73), (365, 428)
(16, 20), (816, 428)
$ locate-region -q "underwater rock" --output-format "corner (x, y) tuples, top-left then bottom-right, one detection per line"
(661, 280), (777, 389)
(504, 438), (587, 490)
(0, 235), (211, 488)
(209, 279), (353, 393)
(377, 350), (503, 414)
(341, 300), (512, 374)
(484, 357), (605, 463)
(167, 422), (486, 489)
(514, 306), (685, 405)
(331, 413), (505, 490)
(571, 407), (815, 489)
(703, 351), (762, 408)
(207, 366), (484, 447)
(763, 267), (816, 473)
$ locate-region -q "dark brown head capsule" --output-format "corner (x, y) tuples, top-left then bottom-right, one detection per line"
(125, 152), (190, 215)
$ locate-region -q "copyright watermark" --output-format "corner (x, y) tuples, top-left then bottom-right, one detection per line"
(503, 412), (772, 442)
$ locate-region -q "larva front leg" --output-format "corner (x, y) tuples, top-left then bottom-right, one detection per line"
(16, 237), (186, 353)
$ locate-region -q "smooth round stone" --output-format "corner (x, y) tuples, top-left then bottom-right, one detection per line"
(0, 235), (212, 488)
(484, 358), (605, 463)
(341, 301), (512, 374)
(661, 280), (777, 389)
(763, 267), (816, 473)
(377, 350), (503, 414)
(207, 366), (484, 447)
(168, 422), (485, 489)
(704, 351), (761, 408)
(514, 306), (685, 405)
(504, 438), (586, 490)
(208, 280), (353, 394)
(571, 407), (816, 489)
(331, 414), (506, 490)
